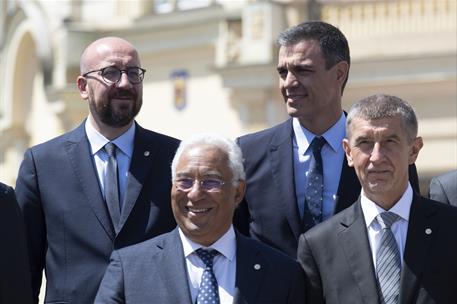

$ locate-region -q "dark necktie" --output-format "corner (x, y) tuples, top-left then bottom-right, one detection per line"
(195, 248), (220, 304)
(104, 142), (120, 232)
(304, 136), (326, 226)
(376, 212), (401, 304)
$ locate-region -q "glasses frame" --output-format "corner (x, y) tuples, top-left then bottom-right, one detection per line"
(174, 178), (229, 193)
(82, 66), (146, 84)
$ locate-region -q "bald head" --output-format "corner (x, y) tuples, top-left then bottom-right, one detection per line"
(80, 37), (140, 74)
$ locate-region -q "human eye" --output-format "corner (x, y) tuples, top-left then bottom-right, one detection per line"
(277, 67), (287, 79)
(201, 179), (224, 191)
(101, 67), (120, 82)
(175, 178), (194, 190)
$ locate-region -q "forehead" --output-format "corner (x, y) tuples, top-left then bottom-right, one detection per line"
(176, 145), (230, 174)
(349, 116), (406, 138)
(86, 41), (140, 68)
(278, 40), (324, 65)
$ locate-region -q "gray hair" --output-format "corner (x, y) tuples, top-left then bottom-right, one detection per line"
(346, 94), (419, 142)
(171, 133), (245, 183)
(277, 21), (350, 92)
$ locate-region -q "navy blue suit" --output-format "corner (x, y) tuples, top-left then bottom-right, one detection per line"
(95, 228), (305, 303)
(15, 122), (180, 304)
(234, 118), (420, 257)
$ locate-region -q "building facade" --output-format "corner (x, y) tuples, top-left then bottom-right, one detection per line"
(1, 0), (456, 192)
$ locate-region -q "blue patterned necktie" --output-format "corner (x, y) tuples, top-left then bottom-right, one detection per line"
(376, 212), (401, 304)
(104, 142), (120, 231)
(195, 248), (220, 304)
(304, 136), (326, 226)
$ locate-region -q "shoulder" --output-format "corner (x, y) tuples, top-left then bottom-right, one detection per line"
(417, 195), (457, 219)
(302, 202), (359, 244)
(115, 230), (174, 259)
(237, 119), (292, 148)
(0, 182), (13, 196)
(431, 170), (457, 186)
(135, 124), (180, 148)
(237, 232), (299, 267)
(26, 123), (85, 155)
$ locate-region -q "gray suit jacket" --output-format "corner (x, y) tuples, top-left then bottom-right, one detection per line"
(429, 170), (457, 207)
(16, 121), (180, 304)
(95, 228), (306, 303)
(297, 194), (457, 304)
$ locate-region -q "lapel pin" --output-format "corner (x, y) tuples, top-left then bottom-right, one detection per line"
(425, 228), (432, 235)
(144, 151), (150, 157)
(254, 264), (261, 270)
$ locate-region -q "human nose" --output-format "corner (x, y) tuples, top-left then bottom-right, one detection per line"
(186, 181), (205, 200)
(370, 142), (384, 162)
(117, 71), (132, 88)
(283, 71), (298, 88)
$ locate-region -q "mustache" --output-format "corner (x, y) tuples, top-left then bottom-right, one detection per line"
(109, 89), (137, 99)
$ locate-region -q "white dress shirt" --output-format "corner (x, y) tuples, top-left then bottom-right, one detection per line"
(292, 114), (346, 220)
(179, 226), (237, 304)
(85, 119), (135, 207)
(361, 183), (413, 269)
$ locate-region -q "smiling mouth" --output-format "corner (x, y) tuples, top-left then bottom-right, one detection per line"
(186, 206), (212, 214)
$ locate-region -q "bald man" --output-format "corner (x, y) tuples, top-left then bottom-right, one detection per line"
(16, 37), (180, 304)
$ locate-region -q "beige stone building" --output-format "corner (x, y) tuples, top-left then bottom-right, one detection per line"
(1, 0), (456, 194)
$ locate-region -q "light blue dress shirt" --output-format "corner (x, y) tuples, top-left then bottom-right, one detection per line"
(292, 114), (346, 220)
(85, 119), (135, 209)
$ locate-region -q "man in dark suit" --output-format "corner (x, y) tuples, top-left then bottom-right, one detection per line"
(15, 37), (179, 303)
(0, 182), (33, 304)
(235, 21), (419, 257)
(95, 134), (305, 303)
(298, 94), (457, 303)
(429, 169), (457, 207)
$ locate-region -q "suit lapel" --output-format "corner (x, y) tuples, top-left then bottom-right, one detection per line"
(234, 233), (266, 304)
(338, 200), (380, 304)
(399, 195), (437, 303)
(65, 123), (115, 239)
(118, 124), (157, 229)
(268, 119), (303, 239)
(156, 229), (193, 303)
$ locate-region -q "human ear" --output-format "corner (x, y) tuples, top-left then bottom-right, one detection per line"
(343, 139), (354, 167)
(234, 180), (246, 207)
(409, 136), (423, 164)
(77, 76), (89, 100)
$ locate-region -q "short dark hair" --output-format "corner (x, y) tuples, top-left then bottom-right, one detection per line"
(277, 21), (350, 91)
(346, 94), (419, 142)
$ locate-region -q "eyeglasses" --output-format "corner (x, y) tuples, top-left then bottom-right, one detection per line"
(82, 66), (146, 84)
(174, 178), (227, 192)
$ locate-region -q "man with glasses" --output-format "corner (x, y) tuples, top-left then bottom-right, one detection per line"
(95, 133), (305, 303)
(15, 37), (180, 304)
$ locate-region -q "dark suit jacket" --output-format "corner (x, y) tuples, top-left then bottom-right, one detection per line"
(234, 118), (420, 257)
(95, 228), (305, 303)
(429, 170), (457, 207)
(0, 183), (33, 304)
(297, 194), (457, 304)
(15, 122), (180, 304)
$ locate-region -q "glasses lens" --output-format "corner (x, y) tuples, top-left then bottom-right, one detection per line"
(101, 67), (121, 83)
(176, 178), (194, 190)
(201, 179), (224, 191)
(127, 68), (144, 84)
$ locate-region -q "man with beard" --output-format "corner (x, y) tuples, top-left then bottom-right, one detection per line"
(15, 37), (180, 304)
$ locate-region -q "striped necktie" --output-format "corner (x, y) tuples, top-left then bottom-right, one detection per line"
(376, 212), (401, 304)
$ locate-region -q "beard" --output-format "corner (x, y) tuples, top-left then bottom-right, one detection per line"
(89, 88), (142, 128)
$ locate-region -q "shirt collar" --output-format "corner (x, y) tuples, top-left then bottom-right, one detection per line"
(361, 183), (413, 228)
(179, 226), (236, 262)
(85, 118), (135, 158)
(292, 113), (346, 155)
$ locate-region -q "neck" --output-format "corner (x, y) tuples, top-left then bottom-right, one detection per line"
(89, 115), (133, 140)
(298, 107), (342, 135)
